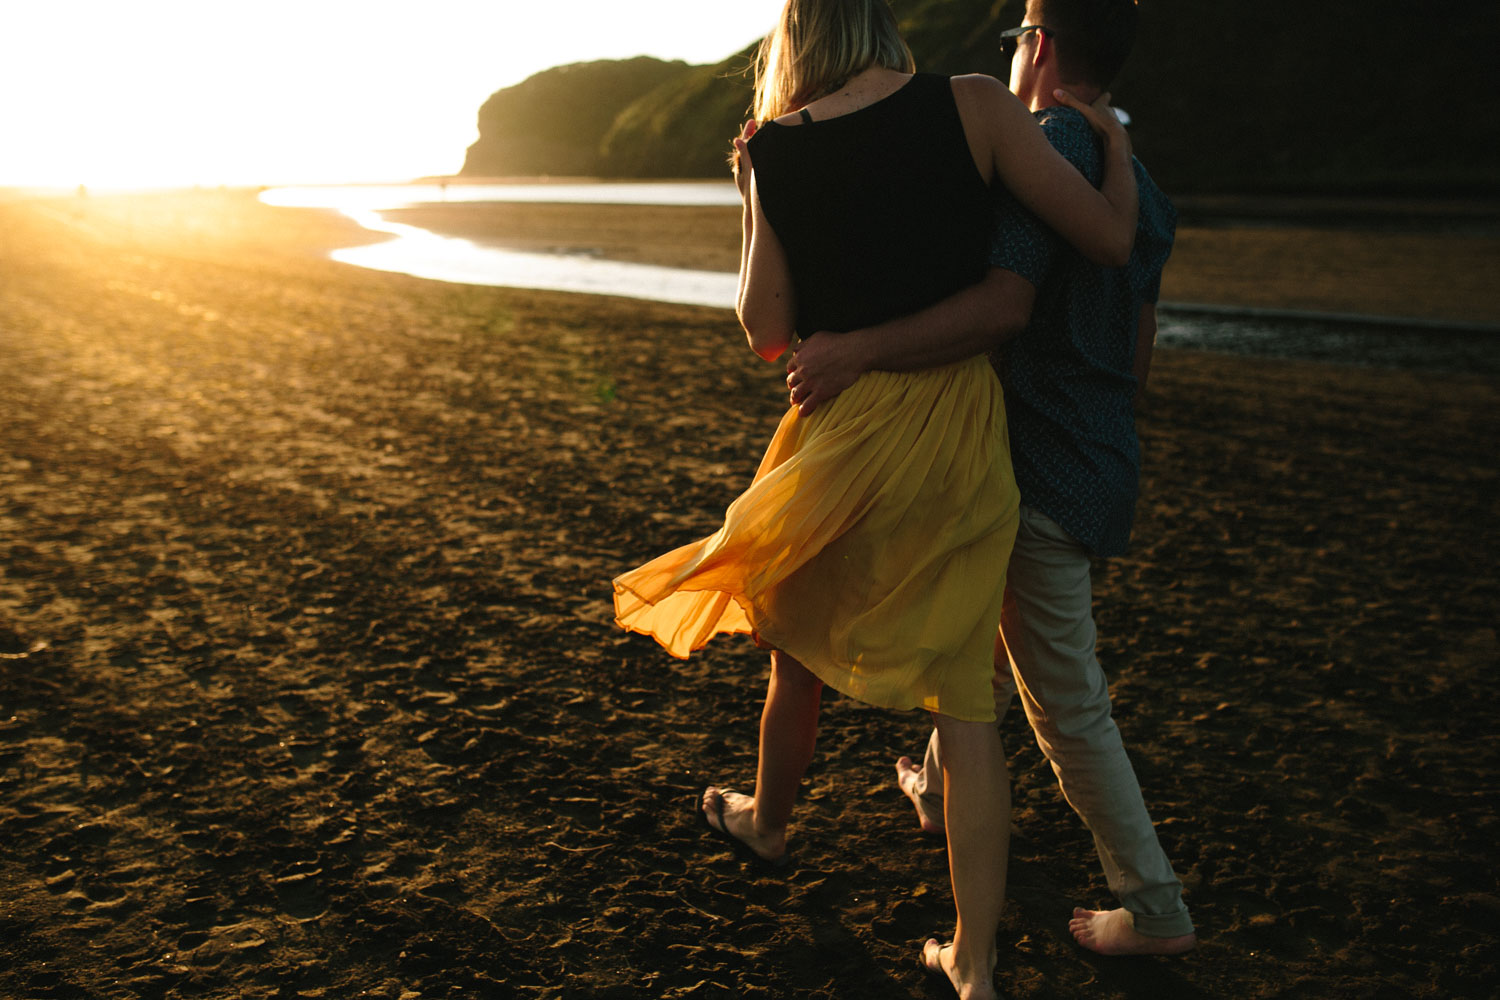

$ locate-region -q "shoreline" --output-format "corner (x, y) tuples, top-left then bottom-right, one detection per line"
(374, 197), (1500, 327)
(1157, 300), (1500, 333)
(10, 185), (1498, 326)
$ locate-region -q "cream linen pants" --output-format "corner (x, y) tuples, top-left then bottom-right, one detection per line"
(913, 505), (1194, 938)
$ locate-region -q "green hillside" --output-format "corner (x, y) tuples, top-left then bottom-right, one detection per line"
(461, 0), (1499, 195)
(460, 57), (697, 177)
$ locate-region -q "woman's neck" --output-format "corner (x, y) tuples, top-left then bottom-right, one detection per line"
(795, 66), (911, 123)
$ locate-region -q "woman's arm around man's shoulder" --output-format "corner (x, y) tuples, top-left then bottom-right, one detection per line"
(950, 73), (1137, 267)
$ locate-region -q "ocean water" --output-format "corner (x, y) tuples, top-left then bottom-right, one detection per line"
(262, 182), (742, 310)
(1154, 307), (1499, 374)
(260, 183), (1499, 374)
(327, 204), (740, 311)
(259, 181), (743, 212)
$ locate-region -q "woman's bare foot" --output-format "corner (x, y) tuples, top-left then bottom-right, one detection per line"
(920, 939), (997, 1000)
(699, 787), (788, 866)
(1069, 908), (1197, 956)
(895, 756), (944, 834)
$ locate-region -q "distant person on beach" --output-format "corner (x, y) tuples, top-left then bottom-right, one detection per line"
(612, 0), (1138, 995)
(783, 0), (1196, 960)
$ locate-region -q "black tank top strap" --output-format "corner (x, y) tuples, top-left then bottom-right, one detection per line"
(799, 108), (813, 125)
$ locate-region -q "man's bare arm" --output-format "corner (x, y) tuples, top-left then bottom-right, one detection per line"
(1133, 302), (1157, 406)
(786, 269), (1037, 416)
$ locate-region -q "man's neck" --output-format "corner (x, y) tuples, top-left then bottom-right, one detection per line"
(1028, 78), (1101, 113)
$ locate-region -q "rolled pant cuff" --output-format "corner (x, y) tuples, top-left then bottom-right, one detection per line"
(1126, 907), (1196, 939)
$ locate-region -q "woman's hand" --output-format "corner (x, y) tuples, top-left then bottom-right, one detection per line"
(732, 119), (758, 198)
(1054, 89), (1131, 156)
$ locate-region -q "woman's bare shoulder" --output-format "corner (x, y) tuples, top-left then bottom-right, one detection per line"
(950, 73), (1029, 131)
(949, 73), (1009, 104)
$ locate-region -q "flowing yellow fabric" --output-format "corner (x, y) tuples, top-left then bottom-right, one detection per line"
(613, 356), (1020, 723)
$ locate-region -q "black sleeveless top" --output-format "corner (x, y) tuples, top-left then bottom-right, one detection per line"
(745, 73), (992, 338)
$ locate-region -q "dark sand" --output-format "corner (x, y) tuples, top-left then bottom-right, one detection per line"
(2, 190), (1498, 998)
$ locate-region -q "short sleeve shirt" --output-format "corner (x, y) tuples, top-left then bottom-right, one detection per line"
(988, 106), (1176, 557)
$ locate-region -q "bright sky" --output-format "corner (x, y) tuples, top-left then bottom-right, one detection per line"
(0, 0), (786, 189)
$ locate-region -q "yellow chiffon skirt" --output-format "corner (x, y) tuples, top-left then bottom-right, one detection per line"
(612, 355), (1020, 723)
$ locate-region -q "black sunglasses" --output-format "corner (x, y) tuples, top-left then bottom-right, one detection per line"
(999, 24), (1055, 57)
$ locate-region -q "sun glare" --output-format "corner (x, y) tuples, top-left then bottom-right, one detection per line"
(0, 1), (784, 190)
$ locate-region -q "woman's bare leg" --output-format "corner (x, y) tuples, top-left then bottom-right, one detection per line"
(924, 712), (1010, 1000)
(702, 649), (823, 861)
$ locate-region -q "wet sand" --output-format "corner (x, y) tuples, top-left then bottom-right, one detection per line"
(1, 189), (1498, 998)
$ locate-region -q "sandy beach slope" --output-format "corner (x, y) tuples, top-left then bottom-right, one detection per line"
(1, 190), (1497, 998)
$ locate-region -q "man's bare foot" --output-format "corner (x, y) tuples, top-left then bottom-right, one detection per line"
(699, 787), (788, 866)
(1069, 907), (1197, 956)
(920, 939), (997, 1000)
(895, 756), (944, 834)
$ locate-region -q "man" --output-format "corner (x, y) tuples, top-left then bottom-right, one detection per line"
(784, 0), (1196, 957)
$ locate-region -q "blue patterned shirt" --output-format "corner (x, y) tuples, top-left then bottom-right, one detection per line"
(989, 106), (1176, 557)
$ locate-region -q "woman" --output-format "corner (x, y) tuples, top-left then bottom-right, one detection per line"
(613, 2), (1134, 995)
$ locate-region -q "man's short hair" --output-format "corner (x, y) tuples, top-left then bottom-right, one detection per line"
(1028, 0), (1139, 88)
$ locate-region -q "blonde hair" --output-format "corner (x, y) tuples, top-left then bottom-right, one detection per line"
(752, 0), (915, 123)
